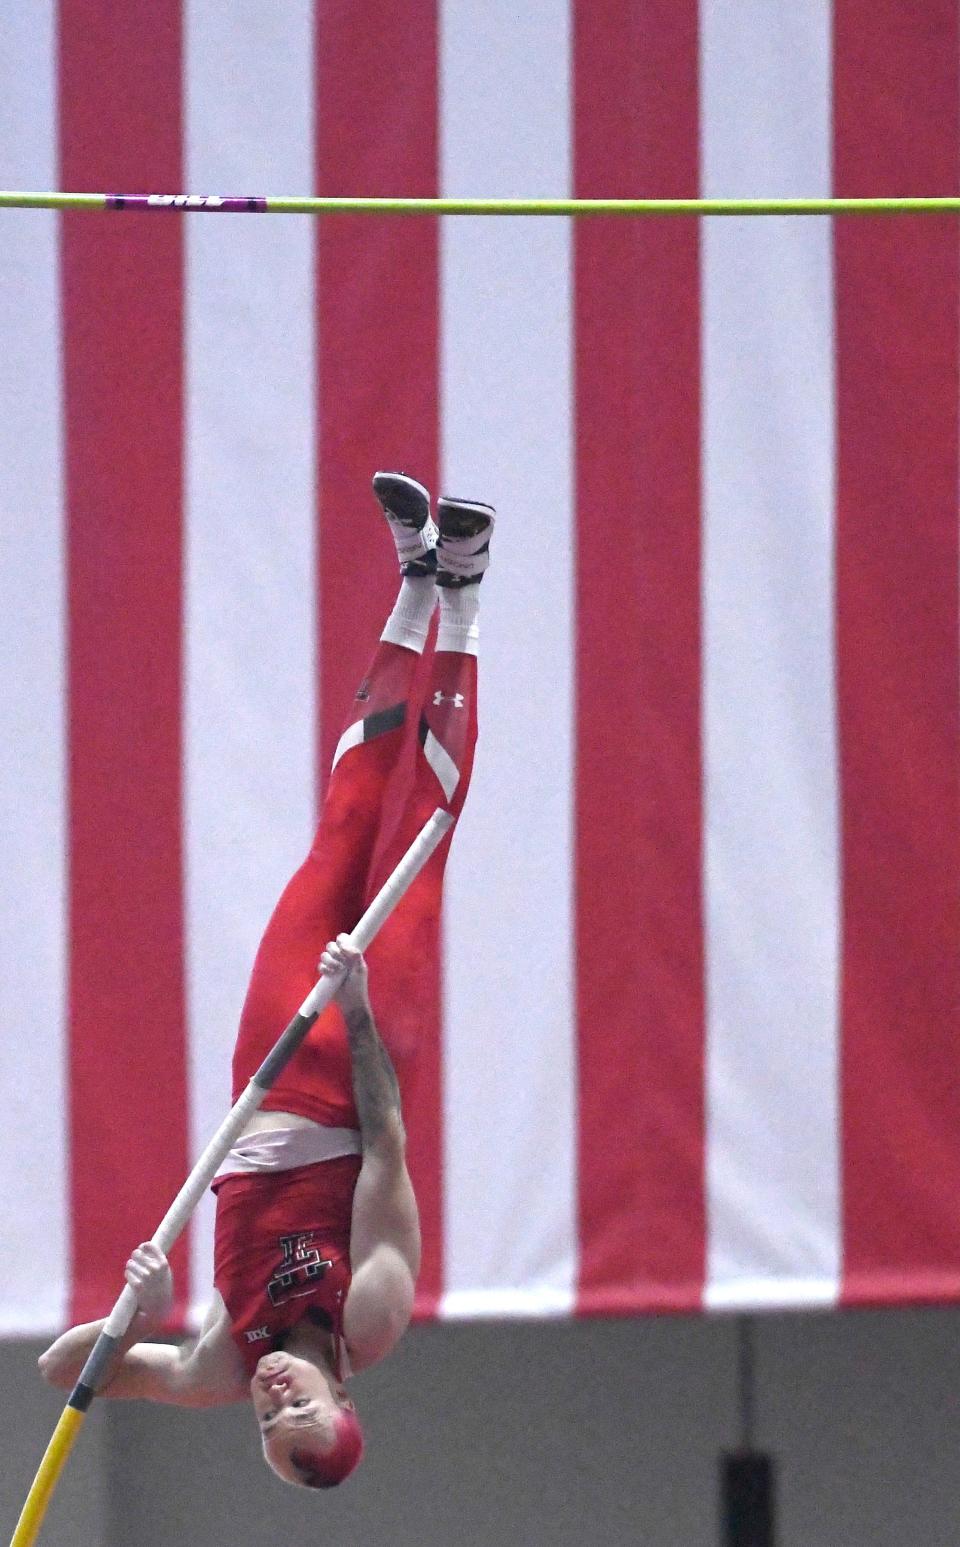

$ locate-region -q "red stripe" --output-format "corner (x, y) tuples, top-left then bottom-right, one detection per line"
(314, 1), (442, 1315)
(573, 1), (705, 1313)
(834, 1), (960, 1305)
(59, 1), (190, 1324)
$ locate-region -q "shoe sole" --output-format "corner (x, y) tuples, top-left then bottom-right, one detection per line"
(372, 471), (432, 531)
(436, 497), (495, 541)
(435, 497), (494, 586)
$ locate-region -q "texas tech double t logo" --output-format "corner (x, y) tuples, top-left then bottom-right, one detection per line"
(266, 1231), (334, 1308)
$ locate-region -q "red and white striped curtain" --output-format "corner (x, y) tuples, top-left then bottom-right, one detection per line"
(2, 1), (959, 1336)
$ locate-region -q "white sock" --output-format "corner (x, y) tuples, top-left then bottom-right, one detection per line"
(436, 585), (480, 656)
(380, 576), (437, 653)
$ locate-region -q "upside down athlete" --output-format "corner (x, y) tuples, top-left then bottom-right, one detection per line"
(40, 473), (494, 1488)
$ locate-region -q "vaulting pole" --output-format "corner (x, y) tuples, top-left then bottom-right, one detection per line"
(10, 808), (454, 1547)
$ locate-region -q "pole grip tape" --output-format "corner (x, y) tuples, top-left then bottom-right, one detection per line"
(252, 1010), (318, 1091)
(71, 1332), (121, 1410)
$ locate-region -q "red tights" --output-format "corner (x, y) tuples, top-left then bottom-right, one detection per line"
(231, 639), (477, 1126)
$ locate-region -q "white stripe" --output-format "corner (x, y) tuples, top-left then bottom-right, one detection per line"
(421, 728), (459, 802)
(439, 0), (576, 1313)
(700, 1), (840, 1308)
(331, 719), (364, 773)
(706, 1276), (837, 1312)
(441, 1286), (576, 1319)
(0, 3), (68, 1333)
(183, 1), (316, 1326)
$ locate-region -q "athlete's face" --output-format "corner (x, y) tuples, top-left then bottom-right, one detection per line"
(251, 1350), (351, 1426)
(252, 1351), (355, 1485)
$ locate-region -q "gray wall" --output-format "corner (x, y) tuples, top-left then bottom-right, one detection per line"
(4, 1308), (959, 1546)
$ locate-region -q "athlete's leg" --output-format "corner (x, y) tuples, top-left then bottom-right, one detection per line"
(365, 497), (494, 1067)
(231, 475), (438, 1122)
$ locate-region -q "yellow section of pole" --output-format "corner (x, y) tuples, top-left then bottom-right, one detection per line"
(3, 190), (960, 216)
(9, 1406), (85, 1547)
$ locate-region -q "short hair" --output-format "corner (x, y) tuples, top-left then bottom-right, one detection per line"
(289, 1410), (365, 1488)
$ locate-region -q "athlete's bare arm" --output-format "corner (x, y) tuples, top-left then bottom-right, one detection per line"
(322, 935), (421, 1372)
(39, 1248), (246, 1408)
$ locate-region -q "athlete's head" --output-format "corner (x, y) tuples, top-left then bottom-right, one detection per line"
(251, 1349), (364, 1488)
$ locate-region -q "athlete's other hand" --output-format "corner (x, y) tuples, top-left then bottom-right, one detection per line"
(320, 933), (370, 1014)
(124, 1242), (174, 1320)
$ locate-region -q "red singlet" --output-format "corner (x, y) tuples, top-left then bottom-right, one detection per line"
(212, 1156), (361, 1380)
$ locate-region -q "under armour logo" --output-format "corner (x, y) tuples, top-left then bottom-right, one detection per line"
(433, 691), (465, 709)
(245, 1325), (271, 1343)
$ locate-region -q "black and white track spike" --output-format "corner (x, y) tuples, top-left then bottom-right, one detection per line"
(435, 497), (495, 587)
(372, 471), (438, 577)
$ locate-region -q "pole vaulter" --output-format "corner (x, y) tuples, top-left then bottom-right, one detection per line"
(12, 473), (494, 1543)
(12, 808), (452, 1547)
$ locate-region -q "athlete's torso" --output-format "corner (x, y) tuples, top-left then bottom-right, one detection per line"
(212, 1153), (361, 1380)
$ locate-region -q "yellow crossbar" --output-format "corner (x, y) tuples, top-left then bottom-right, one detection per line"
(2, 191), (960, 216)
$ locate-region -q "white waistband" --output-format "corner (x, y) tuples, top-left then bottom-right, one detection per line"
(214, 1123), (361, 1181)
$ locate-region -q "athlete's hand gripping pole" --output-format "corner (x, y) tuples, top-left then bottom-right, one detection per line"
(10, 807), (454, 1547)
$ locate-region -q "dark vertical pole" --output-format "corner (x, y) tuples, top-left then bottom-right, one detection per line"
(736, 1315), (757, 1452)
(721, 1316), (776, 1546)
